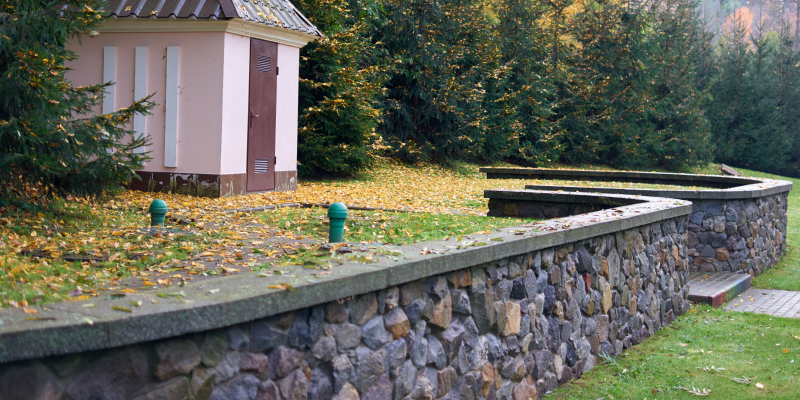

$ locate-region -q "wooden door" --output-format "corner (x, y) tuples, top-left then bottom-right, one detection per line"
(246, 39), (278, 192)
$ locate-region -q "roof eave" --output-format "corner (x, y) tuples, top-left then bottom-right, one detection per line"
(97, 17), (321, 48)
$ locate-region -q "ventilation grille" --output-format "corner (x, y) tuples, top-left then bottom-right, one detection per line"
(257, 56), (272, 73)
(254, 158), (270, 174)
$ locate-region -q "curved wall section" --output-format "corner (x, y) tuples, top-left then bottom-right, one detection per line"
(0, 191), (691, 399)
(481, 167), (792, 276)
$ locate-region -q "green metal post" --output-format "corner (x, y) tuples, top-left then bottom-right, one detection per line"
(327, 202), (348, 243)
(149, 199), (168, 227)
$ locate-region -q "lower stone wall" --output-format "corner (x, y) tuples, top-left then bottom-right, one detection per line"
(687, 193), (788, 275)
(0, 216), (690, 400)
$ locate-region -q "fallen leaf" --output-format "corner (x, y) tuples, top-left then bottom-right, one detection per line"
(120, 288), (137, 293)
(111, 305), (132, 313)
(267, 283), (296, 292)
(22, 307), (38, 314)
(756, 383), (764, 389)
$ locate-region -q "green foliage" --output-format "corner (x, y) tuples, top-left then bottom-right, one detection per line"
(295, 0), (389, 177)
(0, 0), (155, 207)
(554, 0), (712, 170)
(708, 18), (800, 177)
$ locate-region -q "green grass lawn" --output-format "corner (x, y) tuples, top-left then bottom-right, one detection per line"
(552, 304), (800, 399)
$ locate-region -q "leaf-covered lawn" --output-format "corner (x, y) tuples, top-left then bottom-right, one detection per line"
(0, 159), (536, 308)
(552, 305), (800, 399)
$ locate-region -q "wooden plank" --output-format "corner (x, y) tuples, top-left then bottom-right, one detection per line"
(102, 46), (116, 115)
(164, 46), (179, 168)
(133, 46), (148, 154)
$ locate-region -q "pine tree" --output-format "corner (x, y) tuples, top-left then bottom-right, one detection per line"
(294, 0), (389, 176)
(0, 0), (155, 206)
(377, 0), (503, 163)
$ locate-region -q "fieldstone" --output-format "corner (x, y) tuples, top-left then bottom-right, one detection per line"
(596, 315), (609, 342)
(440, 318), (466, 359)
(332, 383), (359, 400)
(495, 280), (513, 302)
(312, 336), (337, 362)
(629, 296), (638, 316)
(428, 292), (452, 330)
(269, 346), (304, 379)
(250, 322), (288, 353)
(354, 351), (384, 394)
(486, 333), (504, 362)
(427, 336), (447, 369)
(452, 289), (472, 315)
(325, 301), (349, 324)
(448, 372), (481, 400)
(497, 383), (513, 400)
(715, 248), (730, 261)
(451, 343), (470, 375)
(501, 301), (521, 336)
(601, 282), (612, 313)
(405, 298), (427, 325)
(543, 286), (556, 314)
(577, 246), (595, 274)
(256, 381), (280, 400)
(543, 372), (558, 394)
(385, 339), (408, 373)
(155, 340), (202, 381)
(532, 350), (552, 379)
(385, 286), (400, 311)
(191, 368), (216, 400)
(351, 293), (378, 325)
(227, 327), (250, 351)
(132, 378), (190, 400)
(277, 370), (309, 400)
(0, 362), (63, 400)
(239, 353), (269, 379)
(336, 323), (362, 351)
(214, 351), (241, 383)
(437, 367), (458, 395)
(65, 348), (148, 400)
(361, 316), (392, 349)
(537, 272), (549, 293)
(208, 375), (260, 400)
(412, 372), (435, 400)
(200, 333), (228, 368)
(481, 362), (495, 397)
(361, 373), (393, 400)
(423, 276), (449, 300)
(308, 367), (334, 400)
(401, 281), (424, 307)
(510, 278), (526, 300)
(412, 322), (428, 367)
(469, 287), (495, 334)
(289, 307), (325, 350)
(546, 317), (560, 353)
(394, 360), (418, 400)
(384, 307), (411, 339)
(512, 376), (537, 400)
(331, 354), (355, 394)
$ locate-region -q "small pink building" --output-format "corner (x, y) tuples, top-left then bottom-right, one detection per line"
(67, 0), (321, 197)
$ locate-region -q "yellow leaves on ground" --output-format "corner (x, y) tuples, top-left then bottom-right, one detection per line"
(267, 283), (295, 291)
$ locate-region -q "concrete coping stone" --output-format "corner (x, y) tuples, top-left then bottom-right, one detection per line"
(0, 190), (691, 364)
(480, 167), (792, 200)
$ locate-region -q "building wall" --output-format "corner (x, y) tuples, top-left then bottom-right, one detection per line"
(66, 32), (227, 175)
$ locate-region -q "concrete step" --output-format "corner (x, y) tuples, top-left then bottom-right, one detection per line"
(687, 272), (752, 307)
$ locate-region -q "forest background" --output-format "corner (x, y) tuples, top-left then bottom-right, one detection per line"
(294, 0), (800, 178)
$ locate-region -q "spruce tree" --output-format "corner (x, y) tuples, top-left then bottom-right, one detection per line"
(0, 0), (154, 206)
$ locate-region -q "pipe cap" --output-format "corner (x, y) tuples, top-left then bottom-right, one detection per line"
(148, 199), (168, 215)
(327, 202), (348, 219)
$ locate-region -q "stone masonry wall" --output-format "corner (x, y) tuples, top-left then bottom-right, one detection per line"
(0, 217), (690, 400)
(687, 193), (789, 275)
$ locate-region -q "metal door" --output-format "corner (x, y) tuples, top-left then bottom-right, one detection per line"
(246, 39), (278, 192)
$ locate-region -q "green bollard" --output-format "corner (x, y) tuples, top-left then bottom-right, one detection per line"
(148, 199), (168, 227)
(327, 202), (348, 243)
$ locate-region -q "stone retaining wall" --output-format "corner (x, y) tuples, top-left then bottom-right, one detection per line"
(0, 206), (690, 400)
(480, 167), (792, 277)
(686, 194), (788, 275)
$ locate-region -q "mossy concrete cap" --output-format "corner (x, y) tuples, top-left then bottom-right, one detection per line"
(327, 202), (348, 219)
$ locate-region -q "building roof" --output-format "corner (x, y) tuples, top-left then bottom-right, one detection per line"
(103, 0), (322, 37)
